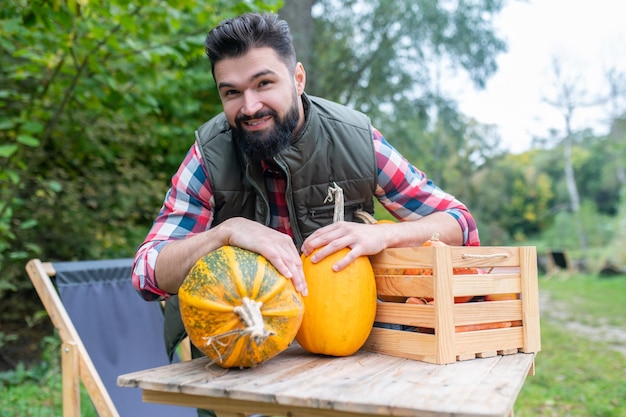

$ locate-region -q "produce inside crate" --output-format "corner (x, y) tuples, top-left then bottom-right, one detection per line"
(363, 245), (541, 364)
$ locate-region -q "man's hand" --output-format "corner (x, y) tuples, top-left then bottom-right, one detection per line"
(301, 212), (463, 272)
(223, 218), (307, 296)
(155, 217), (307, 296)
(301, 221), (392, 271)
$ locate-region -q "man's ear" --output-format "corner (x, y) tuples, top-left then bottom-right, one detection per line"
(294, 62), (306, 95)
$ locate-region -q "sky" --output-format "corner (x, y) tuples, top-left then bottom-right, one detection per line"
(453, 0), (626, 153)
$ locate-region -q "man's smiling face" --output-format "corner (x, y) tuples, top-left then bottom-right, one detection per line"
(214, 47), (306, 161)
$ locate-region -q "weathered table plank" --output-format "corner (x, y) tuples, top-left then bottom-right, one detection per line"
(118, 343), (534, 417)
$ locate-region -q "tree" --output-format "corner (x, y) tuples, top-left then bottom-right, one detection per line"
(471, 151), (554, 243)
(279, 0), (315, 70)
(543, 56), (595, 255)
(307, 0), (506, 108)
(0, 0), (282, 295)
(605, 67), (626, 185)
(296, 0), (507, 202)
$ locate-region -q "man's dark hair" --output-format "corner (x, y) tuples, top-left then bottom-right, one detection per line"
(205, 13), (297, 78)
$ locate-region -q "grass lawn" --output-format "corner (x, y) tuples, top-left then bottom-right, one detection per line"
(515, 273), (626, 417)
(2, 273), (625, 417)
(0, 335), (97, 417)
(1, 377), (97, 417)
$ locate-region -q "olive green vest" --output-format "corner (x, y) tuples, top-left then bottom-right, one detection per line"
(195, 93), (377, 248)
(165, 95), (378, 366)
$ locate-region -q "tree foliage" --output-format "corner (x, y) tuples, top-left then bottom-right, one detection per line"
(0, 0), (282, 294)
(302, 0), (507, 196)
(472, 151), (555, 243)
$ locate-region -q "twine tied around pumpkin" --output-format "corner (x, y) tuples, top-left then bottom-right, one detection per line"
(200, 296), (274, 369)
(233, 297), (274, 345)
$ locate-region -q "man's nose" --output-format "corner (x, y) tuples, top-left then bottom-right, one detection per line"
(241, 91), (263, 116)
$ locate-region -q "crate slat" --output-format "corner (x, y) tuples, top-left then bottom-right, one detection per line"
(375, 274), (434, 297)
(455, 327), (525, 356)
(520, 246), (542, 353)
(364, 327), (438, 363)
(376, 303), (435, 328)
(453, 273), (521, 296)
(453, 300), (522, 326)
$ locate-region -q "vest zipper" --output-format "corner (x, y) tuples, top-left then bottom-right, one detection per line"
(245, 163), (271, 226)
(309, 198), (367, 219)
(274, 156), (304, 248)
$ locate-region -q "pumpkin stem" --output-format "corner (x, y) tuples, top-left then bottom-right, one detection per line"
(354, 209), (377, 224)
(233, 297), (274, 345)
(200, 297), (276, 367)
(324, 182), (344, 223)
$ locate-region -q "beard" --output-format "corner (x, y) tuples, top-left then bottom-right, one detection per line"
(233, 95), (300, 162)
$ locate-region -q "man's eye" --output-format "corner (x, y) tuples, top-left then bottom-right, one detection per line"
(224, 90), (239, 97)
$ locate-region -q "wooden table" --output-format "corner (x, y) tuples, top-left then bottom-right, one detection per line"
(118, 343), (535, 417)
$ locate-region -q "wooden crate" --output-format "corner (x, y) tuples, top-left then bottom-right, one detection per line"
(362, 245), (541, 364)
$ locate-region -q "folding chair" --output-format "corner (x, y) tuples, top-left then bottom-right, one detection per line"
(26, 258), (196, 417)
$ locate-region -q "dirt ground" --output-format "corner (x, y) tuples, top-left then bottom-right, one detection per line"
(539, 291), (626, 356)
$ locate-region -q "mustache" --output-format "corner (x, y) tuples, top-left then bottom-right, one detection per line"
(236, 109), (278, 124)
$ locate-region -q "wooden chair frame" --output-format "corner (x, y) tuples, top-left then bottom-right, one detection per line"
(26, 259), (119, 417)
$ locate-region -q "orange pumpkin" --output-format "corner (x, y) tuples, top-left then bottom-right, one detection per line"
(485, 293), (519, 301)
(296, 247), (378, 356)
(353, 210), (407, 302)
(179, 246), (304, 368)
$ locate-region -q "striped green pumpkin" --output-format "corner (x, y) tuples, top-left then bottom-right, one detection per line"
(179, 246), (304, 368)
